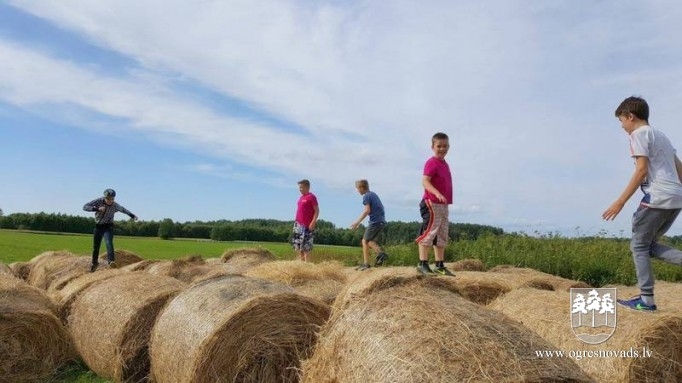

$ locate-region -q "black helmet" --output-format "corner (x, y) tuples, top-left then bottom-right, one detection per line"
(103, 188), (116, 198)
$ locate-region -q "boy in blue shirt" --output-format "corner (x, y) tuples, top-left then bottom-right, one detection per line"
(350, 179), (388, 270)
(603, 96), (682, 311)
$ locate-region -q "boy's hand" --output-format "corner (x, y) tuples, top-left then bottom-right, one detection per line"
(602, 201), (625, 221)
(130, 215), (138, 222)
(350, 222), (359, 229)
(436, 193), (447, 203)
(98, 206), (106, 212)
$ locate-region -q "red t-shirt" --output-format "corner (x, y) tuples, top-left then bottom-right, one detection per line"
(422, 156), (453, 204)
(295, 192), (318, 228)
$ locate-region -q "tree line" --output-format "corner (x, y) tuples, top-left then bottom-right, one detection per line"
(0, 212), (504, 246)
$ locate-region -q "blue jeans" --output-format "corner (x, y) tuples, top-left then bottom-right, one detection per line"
(631, 205), (682, 296)
(92, 224), (115, 265)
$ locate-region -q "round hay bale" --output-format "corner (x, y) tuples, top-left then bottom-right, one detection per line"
(68, 273), (185, 382)
(51, 268), (124, 322)
(146, 255), (206, 282)
(436, 271), (512, 305)
(204, 257), (222, 264)
(43, 256), (96, 296)
(0, 262), (12, 275)
(301, 283), (593, 383)
(332, 266), (458, 312)
(149, 275), (330, 383)
(27, 251), (91, 290)
(244, 260), (347, 284)
(446, 258), (486, 271)
(98, 249), (144, 267)
(490, 287), (682, 382)
(294, 279), (345, 305)
(9, 261), (32, 280)
(220, 246), (277, 272)
(0, 274), (75, 382)
(489, 266), (592, 291)
(120, 259), (160, 272)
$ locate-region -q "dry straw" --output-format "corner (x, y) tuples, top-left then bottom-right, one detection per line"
(68, 273), (185, 382)
(9, 261), (32, 280)
(0, 262), (12, 275)
(149, 275), (330, 383)
(244, 260), (348, 304)
(98, 249), (144, 267)
(0, 274), (75, 383)
(489, 265), (592, 291)
(301, 282), (593, 383)
(219, 246), (277, 272)
(490, 285), (682, 382)
(146, 254), (206, 282)
(120, 259), (160, 272)
(27, 251), (82, 290)
(51, 268), (124, 322)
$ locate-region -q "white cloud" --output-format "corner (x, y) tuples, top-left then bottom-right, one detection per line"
(4, 0), (682, 234)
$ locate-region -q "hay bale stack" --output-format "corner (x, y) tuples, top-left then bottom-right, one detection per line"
(27, 251), (99, 290)
(145, 255), (207, 282)
(0, 274), (75, 382)
(50, 268), (123, 322)
(220, 246), (277, 272)
(244, 260), (347, 304)
(301, 283), (593, 383)
(489, 265), (591, 291)
(9, 261), (32, 280)
(120, 259), (160, 272)
(491, 287), (682, 382)
(332, 266), (458, 312)
(68, 273), (185, 382)
(150, 275), (330, 383)
(98, 249), (144, 267)
(446, 258), (486, 271)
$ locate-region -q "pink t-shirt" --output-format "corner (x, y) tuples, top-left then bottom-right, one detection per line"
(296, 192), (319, 228)
(422, 156), (453, 204)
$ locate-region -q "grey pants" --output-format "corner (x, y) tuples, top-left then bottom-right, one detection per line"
(631, 205), (682, 296)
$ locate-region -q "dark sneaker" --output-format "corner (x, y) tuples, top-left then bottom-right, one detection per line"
(435, 266), (455, 277)
(357, 263), (370, 271)
(617, 295), (656, 311)
(90, 263), (99, 273)
(417, 263), (435, 275)
(108, 261), (118, 269)
(375, 252), (389, 266)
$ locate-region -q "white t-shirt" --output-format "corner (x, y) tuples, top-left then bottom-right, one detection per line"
(629, 125), (682, 208)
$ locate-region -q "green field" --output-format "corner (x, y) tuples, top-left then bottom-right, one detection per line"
(0, 229), (361, 265)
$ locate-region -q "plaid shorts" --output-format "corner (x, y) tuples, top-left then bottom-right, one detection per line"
(292, 222), (315, 252)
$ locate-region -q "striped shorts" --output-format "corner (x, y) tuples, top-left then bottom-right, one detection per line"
(415, 199), (449, 248)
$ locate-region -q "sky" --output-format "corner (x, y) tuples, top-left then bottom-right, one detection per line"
(1, 1), (682, 237)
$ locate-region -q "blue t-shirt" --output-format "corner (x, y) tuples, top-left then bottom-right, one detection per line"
(363, 191), (386, 224)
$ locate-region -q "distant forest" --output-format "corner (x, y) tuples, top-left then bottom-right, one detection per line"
(0, 212), (504, 246)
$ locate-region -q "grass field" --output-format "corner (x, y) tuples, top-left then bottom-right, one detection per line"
(0, 229), (361, 265)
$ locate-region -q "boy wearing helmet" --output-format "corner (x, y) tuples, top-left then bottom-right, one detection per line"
(83, 189), (138, 272)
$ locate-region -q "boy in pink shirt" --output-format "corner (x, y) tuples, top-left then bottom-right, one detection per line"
(416, 132), (455, 276)
(293, 179), (319, 262)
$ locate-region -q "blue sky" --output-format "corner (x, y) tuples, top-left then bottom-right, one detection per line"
(1, 1), (682, 237)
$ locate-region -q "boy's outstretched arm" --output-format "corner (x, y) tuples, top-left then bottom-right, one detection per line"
(350, 205), (370, 229)
(422, 176), (447, 203)
(602, 156), (648, 221)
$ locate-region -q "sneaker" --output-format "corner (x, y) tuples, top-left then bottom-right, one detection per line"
(90, 263), (99, 273)
(617, 295), (657, 312)
(375, 252), (389, 266)
(108, 261), (118, 269)
(417, 263), (435, 275)
(357, 263), (370, 271)
(434, 266), (455, 277)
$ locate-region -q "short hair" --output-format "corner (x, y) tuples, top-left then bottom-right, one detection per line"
(432, 132), (449, 143)
(297, 179), (310, 187)
(615, 96), (649, 122)
(355, 179), (369, 190)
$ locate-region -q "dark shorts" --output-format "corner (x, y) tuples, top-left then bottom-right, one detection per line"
(364, 222), (386, 242)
